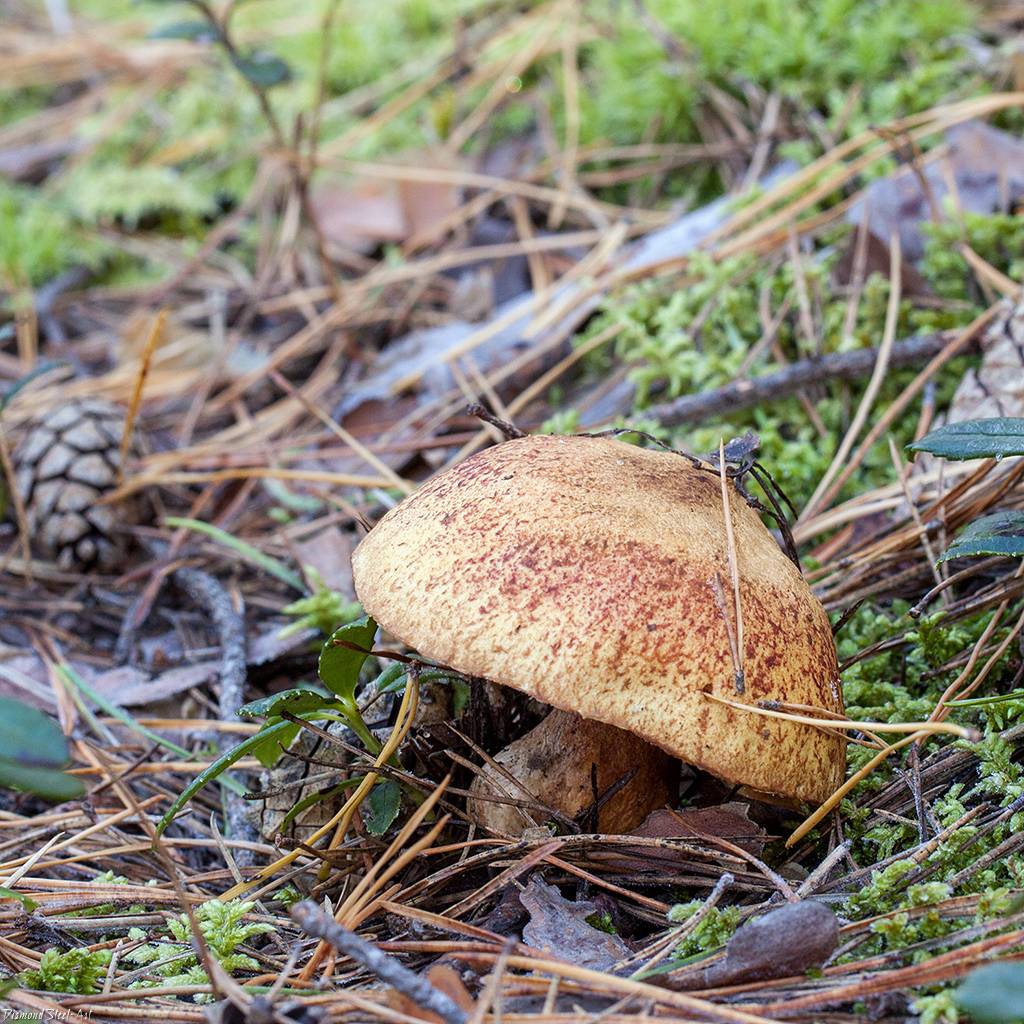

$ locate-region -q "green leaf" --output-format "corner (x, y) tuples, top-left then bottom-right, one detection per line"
(164, 517), (305, 591)
(250, 720), (301, 770)
(318, 616), (377, 704)
(0, 887), (37, 911)
(373, 663), (408, 694)
(277, 778), (362, 835)
(156, 720), (297, 835)
(232, 52), (293, 88)
(238, 689), (339, 721)
(148, 21), (217, 41)
(0, 697), (82, 803)
(0, 759), (84, 801)
(938, 511), (1024, 563)
(0, 696), (71, 770)
(363, 779), (401, 836)
(909, 417), (1024, 460)
(957, 962), (1024, 1023)
(451, 678), (470, 718)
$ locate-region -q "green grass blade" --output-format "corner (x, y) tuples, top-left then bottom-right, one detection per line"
(57, 663), (246, 797)
(164, 516), (305, 591)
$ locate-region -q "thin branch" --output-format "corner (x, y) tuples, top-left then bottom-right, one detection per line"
(642, 330), (956, 428)
(173, 567), (256, 859)
(290, 900), (469, 1024)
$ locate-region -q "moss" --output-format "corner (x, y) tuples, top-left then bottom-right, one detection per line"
(922, 211), (1024, 302)
(566, 228), (982, 511)
(0, 182), (110, 287)
(911, 990), (960, 1024)
(571, 0), (975, 194)
(20, 947), (113, 994)
(1, 0), (985, 284)
(126, 898), (274, 1001)
(667, 901), (743, 955)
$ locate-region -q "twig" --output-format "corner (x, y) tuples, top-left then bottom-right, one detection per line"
(466, 402), (526, 440)
(173, 567), (256, 860)
(290, 900), (469, 1024)
(796, 841), (851, 897)
(642, 330), (955, 427)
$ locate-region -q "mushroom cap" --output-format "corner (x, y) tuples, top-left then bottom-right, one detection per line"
(352, 434), (845, 804)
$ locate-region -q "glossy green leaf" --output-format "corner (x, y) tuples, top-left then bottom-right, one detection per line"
(0, 697), (78, 806)
(0, 887), (37, 911)
(363, 779), (401, 836)
(0, 697), (71, 770)
(373, 663), (408, 694)
(250, 720), (301, 770)
(148, 21), (217, 41)
(0, 759), (83, 801)
(233, 52), (293, 88)
(373, 664), (462, 695)
(909, 417), (1024, 460)
(238, 688), (338, 721)
(938, 511), (1024, 563)
(318, 616), (377, 704)
(957, 962), (1024, 1023)
(156, 719), (296, 835)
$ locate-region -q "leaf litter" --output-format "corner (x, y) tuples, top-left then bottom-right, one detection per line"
(3, 2), (1024, 1022)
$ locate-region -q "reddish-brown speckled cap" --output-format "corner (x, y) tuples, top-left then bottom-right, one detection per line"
(352, 434), (845, 804)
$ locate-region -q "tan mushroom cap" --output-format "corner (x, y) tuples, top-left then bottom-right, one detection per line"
(352, 434), (845, 804)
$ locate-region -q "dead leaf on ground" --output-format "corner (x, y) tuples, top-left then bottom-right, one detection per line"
(520, 876), (630, 971)
(291, 525), (355, 598)
(386, 963), (475, 1023)
(596, 804), (767, 875)
(309, 180), (407, 252)
(847, 121), (1024, 262)
(832, 229), (931, 297)
(310, 153), (461, 252)
(947, 296), (1024, 421)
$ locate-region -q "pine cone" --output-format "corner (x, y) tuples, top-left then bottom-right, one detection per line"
(11, 397), (134, 570)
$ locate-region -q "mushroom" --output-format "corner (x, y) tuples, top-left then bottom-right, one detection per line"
(463, 707), (676, 834)
(351, 434), (845, 834)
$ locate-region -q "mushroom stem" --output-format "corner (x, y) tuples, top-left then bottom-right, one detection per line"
(467, 708), (677, 836)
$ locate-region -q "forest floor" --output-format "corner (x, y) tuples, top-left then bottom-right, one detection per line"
(4, 1), (1024, 1021)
